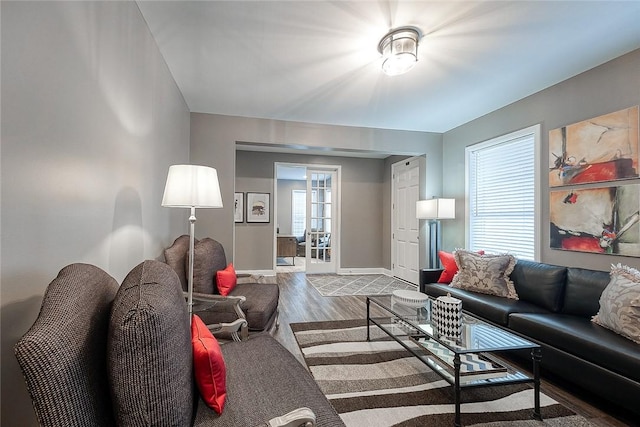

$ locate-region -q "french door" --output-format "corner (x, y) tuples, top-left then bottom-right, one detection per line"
(305, 168), (338, 274)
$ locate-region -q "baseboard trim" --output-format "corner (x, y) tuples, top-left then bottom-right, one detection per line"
(237, 269), (277, 284)
(238, 267), (397, 279)
(336, 268), (390, 275)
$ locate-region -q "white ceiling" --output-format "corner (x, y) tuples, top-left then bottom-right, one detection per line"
(137, 1), (640, 134)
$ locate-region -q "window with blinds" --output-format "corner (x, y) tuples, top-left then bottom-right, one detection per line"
(466, 125), (540, 260)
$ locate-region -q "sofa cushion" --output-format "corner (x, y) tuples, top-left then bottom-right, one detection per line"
(108, 260), (193, 426)
(510, 260), (567, 312)
(187, 237), (227, 294)
(217, 263), (237, 296)
(592, 264), (640, 344)
(561, 266), (611, 317)
(195, 283), (280, 331)
(192, 314), (227, 414)
(231, 283), (279, 330)
(193, 334), (344, 427)
(509, 313), (640, 382)
(451, 250), (518, 299)
(423, 283), (549, 326)
(164, 234), (194, 291)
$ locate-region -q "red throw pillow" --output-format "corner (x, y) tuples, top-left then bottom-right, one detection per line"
(437, 250), (485, 284)
(216, 263), (237, 296)
(437, 251), (458, 284)
(191, 315), (227, 414)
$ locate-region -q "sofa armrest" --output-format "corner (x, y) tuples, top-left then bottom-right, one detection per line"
(267, 407), (316, 427)
(419, 268), (444, 292)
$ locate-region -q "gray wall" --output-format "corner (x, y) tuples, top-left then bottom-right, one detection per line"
(276, 179), (306, 236)
(190, 113), (443, 269)
(236, 151), (387, 270)
(442, 48), (640, 271)
(1, 2), (190, 425)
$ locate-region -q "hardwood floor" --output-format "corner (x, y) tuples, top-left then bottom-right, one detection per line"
(269, 272), (635, 427)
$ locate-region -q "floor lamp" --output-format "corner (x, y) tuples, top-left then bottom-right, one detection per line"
(162, 164), (223, 320)
(416, 198), (455, 269)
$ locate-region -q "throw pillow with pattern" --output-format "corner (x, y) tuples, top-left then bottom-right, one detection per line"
(450, 250), (518, 300)
(592, 264), (640, 344)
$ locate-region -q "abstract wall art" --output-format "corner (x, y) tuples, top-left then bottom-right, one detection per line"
(550, 184), (640, 256)
(549, 106), (639, 187)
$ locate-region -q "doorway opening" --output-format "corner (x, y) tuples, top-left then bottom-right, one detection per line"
(275, 163), (340, 274)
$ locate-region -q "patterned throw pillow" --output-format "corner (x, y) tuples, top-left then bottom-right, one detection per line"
(592, 264), (640, 344)
(437, 249), (485, 284)
(450, 250), (518, 300)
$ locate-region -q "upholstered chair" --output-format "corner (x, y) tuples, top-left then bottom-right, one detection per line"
(164, 235), (280, 340)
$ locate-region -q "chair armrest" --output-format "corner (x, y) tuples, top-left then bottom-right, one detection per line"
(189, 291), (246, 304)
(267, 407), (315, 427)
(188, 292), (249, 340)
(207, 318), (248, 342)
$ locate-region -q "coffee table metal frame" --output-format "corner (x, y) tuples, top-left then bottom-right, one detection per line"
(366, 295), (542, 427)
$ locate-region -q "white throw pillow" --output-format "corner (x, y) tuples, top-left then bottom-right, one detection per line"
(592, 263), (640, 344)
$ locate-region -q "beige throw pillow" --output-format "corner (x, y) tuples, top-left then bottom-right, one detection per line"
(592, 264), (640, 344)
(450, 250), (518, 300)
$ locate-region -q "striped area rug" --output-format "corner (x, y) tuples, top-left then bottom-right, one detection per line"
(291, 319), (595, 427)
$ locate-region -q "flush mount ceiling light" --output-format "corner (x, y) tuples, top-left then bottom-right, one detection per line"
(377, 27), (421, 76)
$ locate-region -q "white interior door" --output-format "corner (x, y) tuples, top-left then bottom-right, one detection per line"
(392, 159), (420, 284)
(305, 169), (337, 274)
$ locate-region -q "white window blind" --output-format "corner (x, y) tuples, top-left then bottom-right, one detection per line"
(467, 127), (539, 260)
(291, 190), (306, 237)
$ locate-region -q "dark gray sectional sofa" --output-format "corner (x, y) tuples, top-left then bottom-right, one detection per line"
(420, 259), (640, 417)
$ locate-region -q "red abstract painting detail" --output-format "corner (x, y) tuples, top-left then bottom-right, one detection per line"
(549, 106), (639, 187)
(550, 185), (640, 257)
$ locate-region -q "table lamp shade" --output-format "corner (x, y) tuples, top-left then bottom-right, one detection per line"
(416, 198), (455, 220)
(162, 165), (223, 208)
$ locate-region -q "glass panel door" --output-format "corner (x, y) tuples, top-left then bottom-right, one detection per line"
(305, 169), (336, 273)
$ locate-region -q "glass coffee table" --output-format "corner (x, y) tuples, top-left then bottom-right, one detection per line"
(367, 294), (542, 427)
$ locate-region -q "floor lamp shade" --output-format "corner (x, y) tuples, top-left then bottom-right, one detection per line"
(162, 164), (223, 208)
(416, 198), (455, 269)
(162, 164), (223, 322)
(416, 198), (455, 220)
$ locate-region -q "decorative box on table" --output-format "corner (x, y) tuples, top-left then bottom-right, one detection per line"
(433, 293), (462, 339)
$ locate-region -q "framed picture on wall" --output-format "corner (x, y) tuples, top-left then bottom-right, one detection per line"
(246, 192), (270, 223)
(234, 192), (244, 223)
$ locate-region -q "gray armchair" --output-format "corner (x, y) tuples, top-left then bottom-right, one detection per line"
(164, 235), (280, 340)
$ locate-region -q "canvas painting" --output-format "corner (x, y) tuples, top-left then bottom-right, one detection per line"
(549, 106), (639, 187)
(550, 184), (640, 256)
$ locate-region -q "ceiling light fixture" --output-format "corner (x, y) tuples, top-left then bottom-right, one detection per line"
(377, 26), (420, 76)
